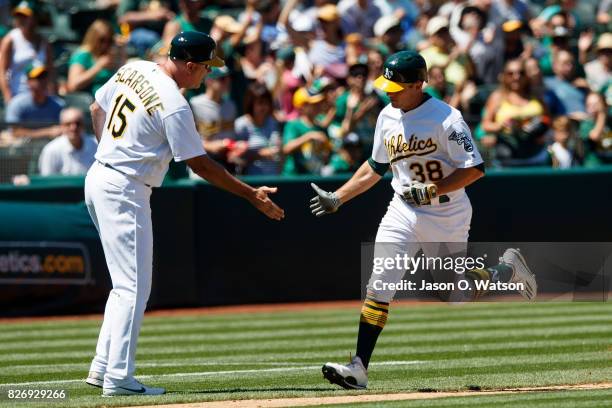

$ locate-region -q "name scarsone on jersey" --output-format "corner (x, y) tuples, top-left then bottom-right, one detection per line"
(114, 65), (165, 116)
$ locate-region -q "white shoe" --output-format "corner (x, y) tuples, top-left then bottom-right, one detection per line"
(85, 371), (104, 388)
(103, 379), (165, 396)
(502, 248), (537, 300)
(322, 356), (368, 389)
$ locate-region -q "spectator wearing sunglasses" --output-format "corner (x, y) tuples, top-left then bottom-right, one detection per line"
(481, 58), (551, 167)
(38, 107), (97, 176)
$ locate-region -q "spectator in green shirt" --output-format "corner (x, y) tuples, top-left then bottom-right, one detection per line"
(67, 20), (125, 95)
(282, 86), (330, 175)
(580, 91), (612, 166)
(332, 62), (385, 153)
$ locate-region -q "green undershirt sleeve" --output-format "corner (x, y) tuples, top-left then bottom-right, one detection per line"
(368, 157), (390, 176)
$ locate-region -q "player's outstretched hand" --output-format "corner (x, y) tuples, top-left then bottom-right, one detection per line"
(251, 186), (285, 220)
(310, 183), (341, 217)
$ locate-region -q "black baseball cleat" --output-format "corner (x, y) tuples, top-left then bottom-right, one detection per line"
(322, 356), (368, 389)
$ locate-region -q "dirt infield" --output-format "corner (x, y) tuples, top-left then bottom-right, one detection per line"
(0, 300), (435, 324)
(130, 382), (612, 408)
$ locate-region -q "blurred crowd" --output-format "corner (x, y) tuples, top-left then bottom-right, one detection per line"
(0, 0), (611, 181)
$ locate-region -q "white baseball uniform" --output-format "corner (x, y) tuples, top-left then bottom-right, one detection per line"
(366, 96), (483, 302)
(85, 60), (205, 388)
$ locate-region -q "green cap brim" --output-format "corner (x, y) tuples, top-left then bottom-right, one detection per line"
(374, 75), (406, 92)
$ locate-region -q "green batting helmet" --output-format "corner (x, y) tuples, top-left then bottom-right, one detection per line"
(168, 31), (225, 67)
(374, 50), (427, 92)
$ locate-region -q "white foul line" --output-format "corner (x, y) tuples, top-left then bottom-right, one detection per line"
(0, 361), (422, 388)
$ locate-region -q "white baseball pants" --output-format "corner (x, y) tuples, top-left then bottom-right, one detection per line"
(84, 161), (153, 387)
(367, 193), (472, 303)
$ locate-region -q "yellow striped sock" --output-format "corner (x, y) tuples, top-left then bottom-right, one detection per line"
(360, 298), (389, 328)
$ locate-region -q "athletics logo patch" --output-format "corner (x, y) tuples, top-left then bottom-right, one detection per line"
(448, 131), (473, 152)
(384, 67), (393, 80)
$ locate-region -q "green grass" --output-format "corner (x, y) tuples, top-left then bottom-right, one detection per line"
(308, 389), (612, 408)
(0, 302), (610, 408)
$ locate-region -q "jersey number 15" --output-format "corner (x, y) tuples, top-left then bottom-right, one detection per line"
(107, 94), (136, 139)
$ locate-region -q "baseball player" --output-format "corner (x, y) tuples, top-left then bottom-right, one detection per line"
(310, 51), (536, 389)
(84, 31), (284, 396)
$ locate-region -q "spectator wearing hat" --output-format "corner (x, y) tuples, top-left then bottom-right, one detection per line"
(38, 108), (97, 176)
(190, 66), (237, 159)
(536, 0), (581, 33)
(338, 0), (382, 38)
(5, 62), (64, 139)
(585, 33), (612, 94)
(67, 20), (125, 95)
(533, 9), (580, 77)
(332, 63), (384, 151)
(116, 0), (175, 57)
(373, 15), (405, 56)
(0, 0), (54, 102)
(502, 20), (532, 61)
(313, 76), (341, 129)
(210, 7), (256, 60)
(544, 49), (587, 118)
(308, 4), (346, 70)
(161, 0), (212, 48)
(420, 15), (471, 86)
(234, 82), (282, 175)
(282, 86), (330, 175)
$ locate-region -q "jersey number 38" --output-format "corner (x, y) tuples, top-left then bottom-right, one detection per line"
(410, 160), (443, 182)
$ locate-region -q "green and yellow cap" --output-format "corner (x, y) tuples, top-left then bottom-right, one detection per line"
(13, 0), (36, 17)
(24, 61), (47, 79)
(169, 31), (224, 67)
(373, 50), (428, 93)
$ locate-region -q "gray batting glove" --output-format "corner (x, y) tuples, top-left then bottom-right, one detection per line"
(309, 183), (341, 217)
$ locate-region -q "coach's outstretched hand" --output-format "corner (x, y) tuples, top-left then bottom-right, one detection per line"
(310, 183), (341, 217)
(251, 186), (285, 220)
